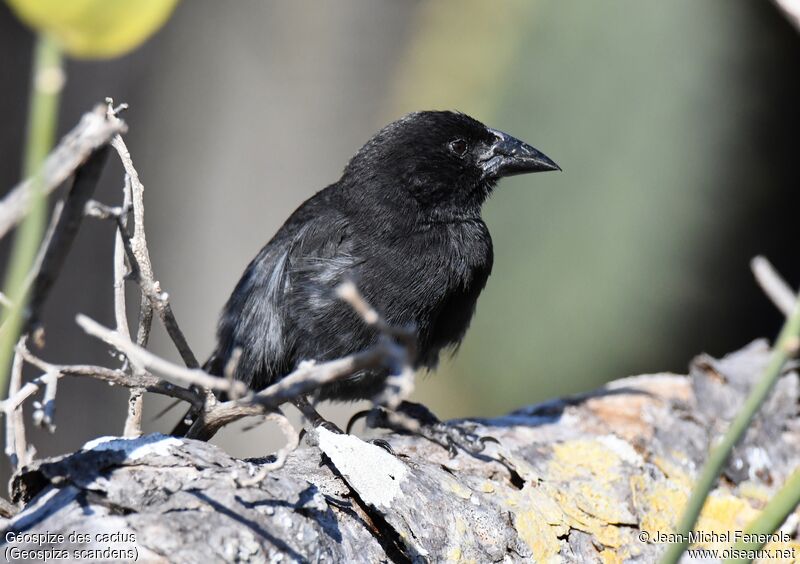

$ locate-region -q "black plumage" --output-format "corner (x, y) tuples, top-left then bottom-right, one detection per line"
(178, 111), (558, 435)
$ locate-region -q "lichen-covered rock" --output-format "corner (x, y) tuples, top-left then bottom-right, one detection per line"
(1, 341), (798, 562)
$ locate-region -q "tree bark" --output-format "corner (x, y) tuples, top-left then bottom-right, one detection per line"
(2, 340), (798, 563)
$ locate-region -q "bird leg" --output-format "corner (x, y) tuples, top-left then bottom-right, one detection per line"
(293, 396), (394, 453)
(348, 400), (499, 458)
(292, 397), (343, 444)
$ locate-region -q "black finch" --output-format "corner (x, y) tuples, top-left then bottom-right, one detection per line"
(174, 111), (558, 438)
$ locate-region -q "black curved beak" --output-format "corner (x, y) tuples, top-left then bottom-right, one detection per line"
(480, 128), (560, 181)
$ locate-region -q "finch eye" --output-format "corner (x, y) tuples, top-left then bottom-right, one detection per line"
(448, 139), (468, 156)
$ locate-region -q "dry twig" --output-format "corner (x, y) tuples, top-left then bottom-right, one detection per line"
(105, 100), (198, 370)
(751, 256), (796, 317)
(0, 106), (125, 239)
(1, 101), (419, 485)
(773, 0), (800, 31)
(237, 410), (300, 486)
(4, 340), (30, 471)
(76, 314), (246, 396)
(24, 146), (110, 331)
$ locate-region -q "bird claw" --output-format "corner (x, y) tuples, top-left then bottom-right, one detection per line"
(299, 419), (343, 447)
(361, 401), (500, 457)
(319, 420), (344, 434)
(299, 415), (394, 454)
(429, 421), (489, 458)
(346, 409), (372, 434)
(368, 438), (395, 455)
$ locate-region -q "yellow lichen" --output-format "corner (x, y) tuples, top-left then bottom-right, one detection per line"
(695, 491), (759, 542)
(446, 546), (462, 562)
(650, 454), (693, 487)
(600, 548), (626, 564)
(737, 481), (772, 505)
(508, 484), (568, 562)
(550, 440), (621, 479)
(632, 475), (688, 534)
(444, 477), (473, 500)
(502, 436), (789, 562)
(514, 507), (563, 563)
(544, 439), (637, 548)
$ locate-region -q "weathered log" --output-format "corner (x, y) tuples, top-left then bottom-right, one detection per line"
(1, 341), (799, 562)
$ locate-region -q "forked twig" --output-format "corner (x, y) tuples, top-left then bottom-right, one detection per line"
(0, 106), (126, 239)
(237, 410), (300, 486)
(106, 99), (198, 370)
(1, 101), (419, 484)
(76, 314), (246, 396)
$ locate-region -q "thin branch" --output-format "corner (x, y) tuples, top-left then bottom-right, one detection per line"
(337, 281), (416, 345)
(184, 346), (391, 439)
(185, 284), (419, 439)
(0, 105), (126, 240)
(773, 0), (800, 31)
(0, 344), (204, 412)
(23, 200), (64, 296)
(186, 343), (405, 439)
(76, 314), (247, 396)
(31, 370), (57, 433)
(124, 389), (144, 438)
(237, 410), (300, 486)
(4, 339), (29, 470)
(11, 351), (29, 469)
(105, 100), (198, 369)
(337, 281), (416, 411)
(751, 256), (795, 317)
(224, 347), (244, 400)
(0, 201), (62, 333)
(111, 166), (143, 437)
(84, 199), (124, 221)
(662, 260), (800, 564)
(24, 145), (110, 332)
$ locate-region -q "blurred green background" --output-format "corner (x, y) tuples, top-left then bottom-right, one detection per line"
(0, 0), (798, 465)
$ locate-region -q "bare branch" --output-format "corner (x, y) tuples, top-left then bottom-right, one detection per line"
(105, 101), (198, 369)
(184, 283), (420, 439)
(1, 343), (204, 411)
(224, 347), (244, 400)
(337, 281), (416, 410)
(751, 256), (797, 317)
(76, 314), (246, 396)
(111, 165), (144, 437)
(337, 280), (416, 345)
(24, 200), (64, 294)
(123, 389), (144, 438)
(25, 146), (110, 331)
(0, 201), (63, 331)
(773, 0), (800, 31)
(237, 410), (300, 486)
(0, 105), (126, 240)
(30, 370), (57, 433)
(185, 344), (396, 439)
(4, 339), (31, 471)
(84, 199), (124, 221)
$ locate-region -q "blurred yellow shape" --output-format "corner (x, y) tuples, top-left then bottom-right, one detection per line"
(8, 0), (179, 59)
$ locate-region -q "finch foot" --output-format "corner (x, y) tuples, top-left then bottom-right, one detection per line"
(353, 401), (499, 458)
(293, 397), (343, 446)
(294, 399), (394, 454)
